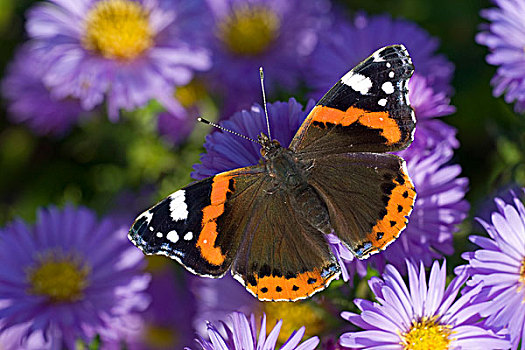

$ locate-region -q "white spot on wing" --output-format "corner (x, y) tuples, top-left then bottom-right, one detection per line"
(184, 232), (193, 241)
(341, 72), (373, 95)
(382, 81), (394, 94)
(156, 232), (163, 238)
(389, 71), (395, 78)
(167, 230), (179, 243)
(378, 98), (387, 107)
(138, 210), (153, 223)
(373, 50), (386, 62)
(169, 190), (188, 221)
(386, 62), (391, 68)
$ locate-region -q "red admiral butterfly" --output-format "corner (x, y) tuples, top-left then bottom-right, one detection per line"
(129, 45), (416, 301)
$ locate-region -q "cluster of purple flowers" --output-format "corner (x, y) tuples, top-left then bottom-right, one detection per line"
(2, 0), (330, 138)
(1, 0), (525, 349)
(477, 0), (525, 113)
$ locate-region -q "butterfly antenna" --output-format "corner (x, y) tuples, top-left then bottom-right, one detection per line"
(259, 67), (272, 140)
(197, 117), (261, 145)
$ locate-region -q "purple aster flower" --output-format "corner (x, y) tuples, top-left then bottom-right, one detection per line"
(0, 205), (150, 349)
(98, 264), (197, 349)
(476, 0), (525, 113)
(340, 260), (510, 349)
(26, 0), (211, 120)
(191, 274), (258, 337)
(1, 45), (86, 136)
(193, 312), (320, 350)
(457, 189), (525, 349)
(192, 98), (314, 179)
(402, 74), (458, 154)
(0, 318), (49, 349)
(204, 0), (331, 116)
(308, 13), (454, 98)
(474, 184), (523, 231)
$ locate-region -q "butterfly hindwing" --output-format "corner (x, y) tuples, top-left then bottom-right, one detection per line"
(231, 187), (340, 301)
(290, 45), (415, 156)
(128, 166), (265, 277)
(307, 152), (416, 259)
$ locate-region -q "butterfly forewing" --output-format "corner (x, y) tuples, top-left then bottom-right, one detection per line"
(128, 166), (265, 277)
(290, 45), (415, 156)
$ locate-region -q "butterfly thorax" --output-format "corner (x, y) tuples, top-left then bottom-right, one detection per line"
(259, 134), (307, 190)
(258, 134), (332, 234)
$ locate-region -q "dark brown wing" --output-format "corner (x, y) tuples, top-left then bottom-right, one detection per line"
(289, 45), (415, 156)
(306, 152), (416, 259)
(231, 187), (340, 301)
(128, 166), (265, 277)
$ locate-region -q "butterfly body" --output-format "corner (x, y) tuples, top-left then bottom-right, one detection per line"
(129, 45), (417, 301)
(258, 137), (333, 235)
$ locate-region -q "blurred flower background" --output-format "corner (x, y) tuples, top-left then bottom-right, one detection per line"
(0, 0), (524, 349)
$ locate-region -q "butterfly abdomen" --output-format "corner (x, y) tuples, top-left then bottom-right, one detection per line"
(290, 186), (332, 235)
(264, 147), (332, 235)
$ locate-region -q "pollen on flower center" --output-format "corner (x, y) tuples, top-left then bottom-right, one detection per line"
(264, 301), (325, 344)
(145, 325), (177, 348)
(174, 80), (207, 108)
(401, 317), (452, 350)
(27, 252), (90, 302)
(82, 0), (153, 60)
(218, 5), (280, 56)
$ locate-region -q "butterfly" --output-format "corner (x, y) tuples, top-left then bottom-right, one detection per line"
(128, 45), (416, 301)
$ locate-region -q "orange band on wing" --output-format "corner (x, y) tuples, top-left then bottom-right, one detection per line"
(368, 168), (416, 251)
(210, 179), (230, 205)
(307, 105), (402, 144)
(196, 174), (234, 266)
(246, 267), (338, 301)
(308, 105), (358, 126)
(197, 221), (225, 265)
(355, 108), (401, 144)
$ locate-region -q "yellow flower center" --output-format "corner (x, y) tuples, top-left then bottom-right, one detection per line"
(145, 325), (178, 348)
(174, 80), (207, 108)
(264, 301), (325, 344)
(401, 317), (453, 350)
(27, 252), (89, 302)
(218, 5), (280, 56)
(82, 0), (153, 60)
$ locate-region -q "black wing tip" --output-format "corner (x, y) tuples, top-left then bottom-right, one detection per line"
(370, 45), (414, 74)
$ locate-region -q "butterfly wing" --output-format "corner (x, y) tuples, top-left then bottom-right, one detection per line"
(128, 166), (265, 277)
(231, 188), (340, 301)
(289, 45), (415, 156)
(307, 152), (416, 259)
(288, 45), (417, 259)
